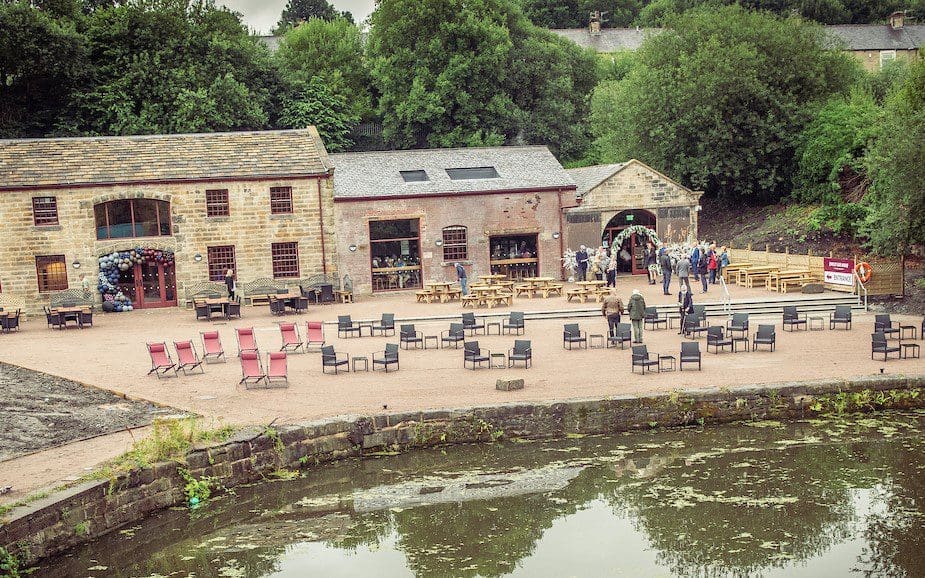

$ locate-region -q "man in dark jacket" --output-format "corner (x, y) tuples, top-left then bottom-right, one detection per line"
(678, 285), (693, 334)
(626, 289), (647, 343)
(575, 245), (589, 281)
(659, 251), (672, 295)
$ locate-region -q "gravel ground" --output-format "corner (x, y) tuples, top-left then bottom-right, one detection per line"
(0, 363), (173, 461)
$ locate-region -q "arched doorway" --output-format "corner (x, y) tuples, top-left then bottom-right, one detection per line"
(603, 210), (657, 275)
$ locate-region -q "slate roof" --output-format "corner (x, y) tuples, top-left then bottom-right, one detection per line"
(826, 24), (925, 50)
(0, 128), (332, 190)
(551, 28), (651, 52)
(566, 163), (627, 197)
(330, 146), (575, 199)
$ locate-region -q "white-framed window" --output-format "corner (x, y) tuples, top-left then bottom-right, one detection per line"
(879, 50), (896, 69)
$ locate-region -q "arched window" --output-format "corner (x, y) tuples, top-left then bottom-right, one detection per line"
(94, 199), (171, 240)
(442, 226), (468, 261)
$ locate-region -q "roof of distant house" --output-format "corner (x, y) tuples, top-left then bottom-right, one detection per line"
(550, 24), (925, 53)
(330, 146), (575, 200)
(0, 128), (332, 190)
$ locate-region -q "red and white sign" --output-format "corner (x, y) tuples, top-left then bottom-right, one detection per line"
(824, 258), (856, 286)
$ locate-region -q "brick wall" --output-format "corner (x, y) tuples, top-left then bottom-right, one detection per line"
(0, 177), (336, 313)
(334, 189), (566, 294)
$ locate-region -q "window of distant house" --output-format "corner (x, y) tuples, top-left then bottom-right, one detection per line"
(205, 189), (230, 217)
(36, 255), (68, 292)
(400, 170), (429, 183)
(446, 167), (500, 180)
(94, 199), (171, 240)
(207, 246), (236, 282)
(270, 186), (293, 214)
(879, 50), (896, 69)
(442, 226), (468, 261)
(271, 242), (299, 278)
(32, 196), (59, 226)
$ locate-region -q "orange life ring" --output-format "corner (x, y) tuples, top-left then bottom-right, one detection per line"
(855, 262), (872, 283)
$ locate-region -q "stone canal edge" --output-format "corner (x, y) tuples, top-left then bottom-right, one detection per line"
(2, 373), (923, 565)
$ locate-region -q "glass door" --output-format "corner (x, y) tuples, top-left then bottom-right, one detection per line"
(133, 262), (178, 308)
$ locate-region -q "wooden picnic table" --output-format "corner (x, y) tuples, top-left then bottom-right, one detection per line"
(478, 274), (508, 282)
(465, 285), (512, 308)
(423, 281), (460, 303)
(766, 269), (811, 292)
(742, 266), (780, 288)
(736, 265), (777, 286)
(50, 306), (86, 328)
(720, 262), (751, 282)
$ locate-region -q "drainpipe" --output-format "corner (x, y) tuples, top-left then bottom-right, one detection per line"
(317, 177), (328, 276)
(557, 188), (565, 279)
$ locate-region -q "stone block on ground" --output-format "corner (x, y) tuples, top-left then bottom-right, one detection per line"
(496, 379), (524, 391)
(802, 283), (824, 294)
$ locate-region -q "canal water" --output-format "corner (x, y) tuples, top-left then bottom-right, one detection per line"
(40, 411), (925, 577)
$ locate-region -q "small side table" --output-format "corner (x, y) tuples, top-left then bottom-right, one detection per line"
(809, 316), (825, 331)
(589, 334), (605, 349)
(358, 322), (374, 337)
(732, 337), (749, 353)
(901, 343), (920, 359)
(351, 356), (369, 372)
(486, 322), (501, 335)
(658, 355), (676, 372)
(490, 352), (507, 369)
(424, 335), (439, 349)
(900, 325), (918, 341)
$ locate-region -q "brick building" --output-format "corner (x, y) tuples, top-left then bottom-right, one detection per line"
(564, 160), (703, 274)
(330, 147), (576, 294)
(0, 128), (336, 314)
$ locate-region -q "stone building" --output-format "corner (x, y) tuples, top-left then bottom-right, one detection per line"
(330, 147), (576, 294)
(564, 160), (703, 275)
(0, 128), (335, 313)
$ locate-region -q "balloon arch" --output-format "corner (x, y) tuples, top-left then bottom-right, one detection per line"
(97, 247), (175, 312)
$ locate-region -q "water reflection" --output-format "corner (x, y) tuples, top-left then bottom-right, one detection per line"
(40, 411), (925, 577)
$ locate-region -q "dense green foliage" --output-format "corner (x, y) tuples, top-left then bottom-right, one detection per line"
(275, 0), (353, 32)
(367, 0), (597, 157)
(589, 5), (857, 203)
(519, 0), (643, 28)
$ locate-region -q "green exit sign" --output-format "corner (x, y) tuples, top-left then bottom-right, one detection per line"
(625, 214), (634, 222)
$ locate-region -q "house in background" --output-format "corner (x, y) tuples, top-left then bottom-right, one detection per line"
(564, 160), (703, 275)
(330, 147), (575, 294)
(0, 129), (336, 313)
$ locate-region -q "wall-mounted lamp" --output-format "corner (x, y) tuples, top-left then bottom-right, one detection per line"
(552, 232), (561, 239)
(695, 205), (703, 212)
(435, 240), (444, 247)
(72, 260), (81, 269)
(348, 244), (358, 252)
(193, 253), (203, 262)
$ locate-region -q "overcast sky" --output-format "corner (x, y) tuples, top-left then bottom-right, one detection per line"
(218, 0), (377, 35)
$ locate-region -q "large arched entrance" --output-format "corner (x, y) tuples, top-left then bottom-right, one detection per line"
(603, 210), (657, 275)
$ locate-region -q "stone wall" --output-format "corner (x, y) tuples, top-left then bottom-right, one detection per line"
(334, 189), (566, 294)
(0, 176), (336, 313)
(2, 374), (922, 565)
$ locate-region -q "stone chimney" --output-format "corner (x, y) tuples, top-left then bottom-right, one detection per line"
(589, 11), (601, 36)
(890, 11), (905, 30)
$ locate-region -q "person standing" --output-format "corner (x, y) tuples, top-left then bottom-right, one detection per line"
(691, 245), (701, 282)
(626, 289), (647, 343)
(224, 268), (236, 300)
(659, 249), (673, 295)
(455, 262), (468, 295)
(678, 284), (693, 335)
(601, 289), (624, 338)
(645, 245), (657, 285)
(708, 246), (719, 284)
(718, 247), (730, 282)
(575, 245), (589, 282)
(698, 253), (709, 293)
(677, 253), (692, 292)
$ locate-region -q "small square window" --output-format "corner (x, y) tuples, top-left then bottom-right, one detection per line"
(32, 196), (59, 226)
(271, 242), (299, 278)
(270, 187), (293, 214)
(206, 189), (230, 217)
(400, 170), (429, 183)
(207, 246), (236, 282)
(446, 167), (499, 180)
(442, 226), (468, 261)
(36, 255), (68, 292)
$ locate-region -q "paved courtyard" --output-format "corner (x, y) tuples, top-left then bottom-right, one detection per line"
(1, 278), (922, 502)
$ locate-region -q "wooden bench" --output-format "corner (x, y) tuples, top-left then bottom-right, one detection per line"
(514, 283), (534, 298)
(461, 294), (481, 308)
(565, 288), (589, 303)
(415, 290), (435, 303)
(444, 288), (463, 301)
(780, 276), (816, 293)
(543, 283), (564, 297)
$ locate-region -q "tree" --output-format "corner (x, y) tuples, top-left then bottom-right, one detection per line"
(520, 1), (644, 28)
(0, 2), (87, 137)
(61, 1), (277, 136)
(278, 76), (359, 152)
(275, 0), (352, 32)
(861, 58), (925, 255)
(274, 16), (371, 117)
(367, 0), (597, 158)
(594, 5), (857, 202)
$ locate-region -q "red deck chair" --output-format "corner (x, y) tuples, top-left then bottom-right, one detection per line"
(239, 351), (266, 388)
(266, 352), (289, 387)
(279, 323), (304, 353)
(201, 331), (226, 363)
(236, 327), (259, 357)
(306, 321), (325, 352)
(146, 342), (177, 379)
(174, 340), (205, 375)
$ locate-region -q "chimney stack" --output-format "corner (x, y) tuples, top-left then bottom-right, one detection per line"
(589, 11), (601, 36)
(889, 11), (905, 30)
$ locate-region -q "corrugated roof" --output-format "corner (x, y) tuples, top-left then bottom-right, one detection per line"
(826, 24), (925, 50)
(330, 146), (575, 199)
(0, 128), (332, 190)
(566, 163), (630, 197)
